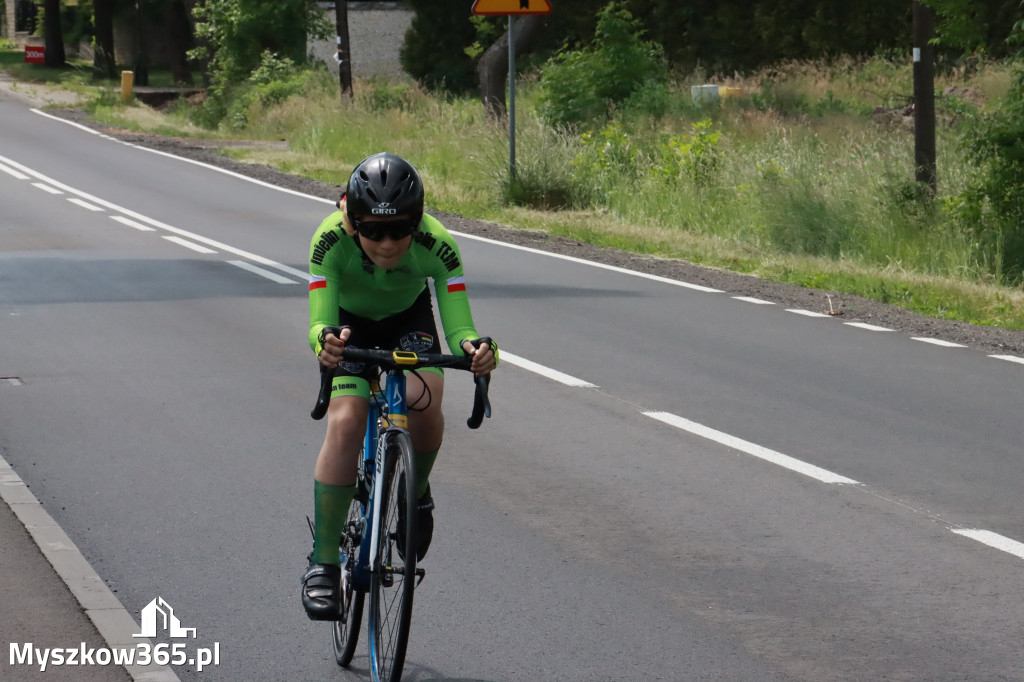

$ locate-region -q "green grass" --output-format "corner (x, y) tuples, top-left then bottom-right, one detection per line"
(5, 51), (1024, 329)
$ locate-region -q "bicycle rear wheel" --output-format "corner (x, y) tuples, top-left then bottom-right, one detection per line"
(333, 495), (365, 666)
(368, 431), (417, 682)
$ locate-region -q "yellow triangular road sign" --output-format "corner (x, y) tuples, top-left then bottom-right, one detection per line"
(472, 0), (552, 15)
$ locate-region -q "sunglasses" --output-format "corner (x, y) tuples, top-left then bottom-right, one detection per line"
(351, 217), (419, 242)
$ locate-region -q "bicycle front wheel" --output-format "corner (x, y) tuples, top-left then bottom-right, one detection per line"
(333, 494), (366, 667)
(368, 431), (417, 682)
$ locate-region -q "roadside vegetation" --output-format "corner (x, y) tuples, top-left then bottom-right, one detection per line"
(4, 5), (1024, 330)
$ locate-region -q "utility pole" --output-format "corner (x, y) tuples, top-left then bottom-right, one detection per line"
(334, 0), (352, 97)
(913, 1), (936, 193)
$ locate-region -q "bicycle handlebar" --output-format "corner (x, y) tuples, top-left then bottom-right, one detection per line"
(310, 328), (493, 429)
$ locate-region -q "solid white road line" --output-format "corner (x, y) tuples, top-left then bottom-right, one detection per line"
(643, 410), (861, 485)
(733, 296), (775, 305)
(0, 453), (182, 682)
(451, 232), (724, 293)
(499, 351), (597, 388)
(227, 260), (298, 284)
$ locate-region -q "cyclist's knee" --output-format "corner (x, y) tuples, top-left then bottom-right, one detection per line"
(325, 396), (368, 439)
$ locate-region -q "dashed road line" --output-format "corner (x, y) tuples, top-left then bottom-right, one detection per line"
(912, 337), (967, 348)
(499, 351), (597, 388)
(31, 181), (62, 194)
(787, 308), (832, 318)
(990, 354), (1024, 365)
(67, 197), (103, 211)
(952, 529), (1024, 560)
(163, 235), (217, 254)
(227, 259), (298, 284)
(844, 322), (894, 332)
(110, 215), (156, 232)
(643, 410), (860, 485)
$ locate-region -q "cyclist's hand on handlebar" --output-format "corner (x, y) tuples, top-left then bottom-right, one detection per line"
(319, 326), (350, 369)
(461, 338), (496, 376)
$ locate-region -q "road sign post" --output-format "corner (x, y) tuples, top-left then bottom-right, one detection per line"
(472, 0), (552, 179)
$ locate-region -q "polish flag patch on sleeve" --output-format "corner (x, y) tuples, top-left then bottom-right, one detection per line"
(309, 275), (327, 291)
(446, 276), (466, 294)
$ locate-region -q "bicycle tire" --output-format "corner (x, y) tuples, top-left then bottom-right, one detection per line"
(333, 496), (366, 667)
(368, 431), (417, 682)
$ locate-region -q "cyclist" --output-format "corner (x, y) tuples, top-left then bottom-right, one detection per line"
(302, 152), (497, 620)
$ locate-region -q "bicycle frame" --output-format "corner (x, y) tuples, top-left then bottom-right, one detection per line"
(350, 369), (410, 591)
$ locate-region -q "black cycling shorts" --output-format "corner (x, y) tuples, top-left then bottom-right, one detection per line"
(329, 287), (442, 399)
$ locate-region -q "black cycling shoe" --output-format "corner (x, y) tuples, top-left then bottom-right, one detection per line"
(397, 484), (435, 562)
(301, 561), (342, 621)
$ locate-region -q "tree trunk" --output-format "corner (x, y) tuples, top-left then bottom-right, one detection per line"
(334, 0), (352, 97)
(4, 0), (15, 42)
(43, 0), (65, 67)
(477, 15), (544, 119)
(92, 0), (116, 80)
(165, 0), (193, 85)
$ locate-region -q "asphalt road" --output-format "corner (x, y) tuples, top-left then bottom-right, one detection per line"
(2, 91), (1023, 681)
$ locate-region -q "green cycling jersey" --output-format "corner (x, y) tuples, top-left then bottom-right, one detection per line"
(308, 212), (481, 356)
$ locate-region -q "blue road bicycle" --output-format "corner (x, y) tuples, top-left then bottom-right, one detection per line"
(311, 329), (491, 682)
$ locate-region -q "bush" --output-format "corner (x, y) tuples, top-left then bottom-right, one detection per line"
(953, 68), (1024, 282)
(538, 2), (669, 128)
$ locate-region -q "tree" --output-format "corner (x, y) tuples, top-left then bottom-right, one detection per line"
(163, 0), (193, 84)
(43, 0), (65, 67)
(401, 0), (479, 93)
(92, 0), (116, 80)
(477, 15), (545, 118)
(191, 0), (329, 92)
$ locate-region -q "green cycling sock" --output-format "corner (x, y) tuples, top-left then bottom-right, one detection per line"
(413, 448), (439, 498)
(312, 480), (357, 565)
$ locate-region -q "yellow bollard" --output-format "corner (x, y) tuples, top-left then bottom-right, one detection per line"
(121, 71), (134, 104)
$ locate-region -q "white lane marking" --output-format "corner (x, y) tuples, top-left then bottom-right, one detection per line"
(989, 354), (1024, 365)
(163, 235), (217, 254)
(845, 322), (894, 332)
(120, 137), (336, 204)
(17, 115), (1021, 370)
(68, 197), (103, 211)
(499, 351), (597, 388)
(111, 215), (156, 232)
(912, 337), (967, 348)
(952, 529), (1024, 560)
(643, 411), (861, 485)
(0, 153), (308, 280)
(32, 108), (103, 136)
(31, 182), (62, 194)
(227, 259), (298, 284)
(0, 162), (30, 179)
(449, 232), (723, 293)
(0, 453), (182, 682)
(787, 308), (831, 318)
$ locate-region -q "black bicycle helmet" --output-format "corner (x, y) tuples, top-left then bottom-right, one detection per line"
(345, 152), (424, 228)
